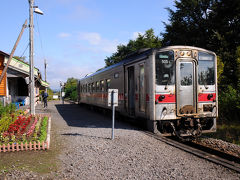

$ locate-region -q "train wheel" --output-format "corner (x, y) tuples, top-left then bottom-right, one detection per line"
(147, 120), (158, 133)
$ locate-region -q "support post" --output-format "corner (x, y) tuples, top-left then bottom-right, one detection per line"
(0, 20), (27, 84)
(111, 90), (115, 140)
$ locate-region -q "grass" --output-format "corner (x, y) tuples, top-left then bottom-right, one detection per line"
(206, 122), (240, 145)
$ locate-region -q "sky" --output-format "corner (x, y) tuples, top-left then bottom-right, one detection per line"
(0, 0), (175, 90)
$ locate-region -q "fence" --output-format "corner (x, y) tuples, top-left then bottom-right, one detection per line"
(0, 141), (49, 152)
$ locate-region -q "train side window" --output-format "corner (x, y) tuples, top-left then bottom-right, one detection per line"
(100, 80), (104, 92)
(96, 81), (100, 92)
(155, 51), (175, 85)
(106, 79), (110, 92)
(90, 84), (92, 93)
(92, 83), (95, 92)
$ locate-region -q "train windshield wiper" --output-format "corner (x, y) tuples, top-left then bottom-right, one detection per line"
(203, 79), (209, 89)
(164, 78), (171, 90)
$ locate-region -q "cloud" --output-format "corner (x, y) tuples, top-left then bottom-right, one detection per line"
(58, 32), (71, 38)
(78, 32), (101, 45)
(77, 32), (119, 53)
(47, 63), (91, 90)
(132, 32), (144, 39)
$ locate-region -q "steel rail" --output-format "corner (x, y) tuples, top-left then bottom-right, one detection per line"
(143, 131), (240, 173)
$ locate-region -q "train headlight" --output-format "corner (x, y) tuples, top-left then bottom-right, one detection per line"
(179, 50), (192, 57)
(207, 94), (213, 100)
(187, 51), (191, 56)
(158, 95), (165, 101)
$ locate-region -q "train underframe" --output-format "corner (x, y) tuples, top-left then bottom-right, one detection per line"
(155, 117), (216, 140)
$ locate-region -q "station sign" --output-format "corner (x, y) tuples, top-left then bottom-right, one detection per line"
(108, 89), (118, 106)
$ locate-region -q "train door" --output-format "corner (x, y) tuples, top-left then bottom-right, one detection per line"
(139, 64), (145, 112)
(176, 59), (197, 115)
(127, 66), (135, 116)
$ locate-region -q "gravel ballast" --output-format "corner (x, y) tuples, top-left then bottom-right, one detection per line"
(2, 101), (240, 179)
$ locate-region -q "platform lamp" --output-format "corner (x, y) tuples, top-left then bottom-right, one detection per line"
(29, 0), (44, 115)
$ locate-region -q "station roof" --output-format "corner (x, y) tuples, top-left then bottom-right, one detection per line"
(0, 50), (49, 88)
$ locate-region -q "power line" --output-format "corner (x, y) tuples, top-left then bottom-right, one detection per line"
(20, 42), (29, 59)
(35, 13), (45, 60)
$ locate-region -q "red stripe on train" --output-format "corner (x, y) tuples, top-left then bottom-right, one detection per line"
(155, 94), (175, 103)
(198, 93), (216, 102)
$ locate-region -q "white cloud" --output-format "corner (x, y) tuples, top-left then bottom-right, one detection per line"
(78, 32), (101, 45)
(77, 32), (119, 53)
(47, 64), (91, 90)
(132, 31), (144, 39)
(58, 32), (71, 38)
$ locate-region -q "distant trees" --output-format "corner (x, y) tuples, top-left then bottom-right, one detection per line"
(104, 29), (162, 67)
(64, 78), (78, 101)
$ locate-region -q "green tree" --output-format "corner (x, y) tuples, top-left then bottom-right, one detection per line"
(64, 78), (78, 101)
(217, 56), (224, 84)
(162, 0), (214, 48)
(105, 29), (162, 66)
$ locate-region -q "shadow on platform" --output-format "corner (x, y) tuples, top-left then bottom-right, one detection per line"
(61, 132), (111, 140)
(55, 103), (136, 130)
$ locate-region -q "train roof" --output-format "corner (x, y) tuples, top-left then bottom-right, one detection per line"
(80, 48), (153, 81)
(79, 45), (215, 81)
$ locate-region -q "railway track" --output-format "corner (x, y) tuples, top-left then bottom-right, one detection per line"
(143, 131), (240, 173)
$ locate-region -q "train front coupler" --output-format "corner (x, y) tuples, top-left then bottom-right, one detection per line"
(170, 118), (202, 141)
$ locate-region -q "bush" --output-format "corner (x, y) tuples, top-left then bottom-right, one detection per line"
(38, 117), (48, 142)
(218, 85), (240, 124)
(208, 124), (240, 145)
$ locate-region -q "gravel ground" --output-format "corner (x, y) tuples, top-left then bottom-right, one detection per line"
(2, 101), (240, 179)
(196, 137), (240, 158)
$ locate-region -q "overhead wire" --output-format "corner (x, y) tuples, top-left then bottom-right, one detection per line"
(35, 12), (46, 61)
(20, 41), (29, 60)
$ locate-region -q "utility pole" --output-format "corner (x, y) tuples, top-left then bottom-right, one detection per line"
(29, 0), (35, 115)
(28, 0), (43, 114)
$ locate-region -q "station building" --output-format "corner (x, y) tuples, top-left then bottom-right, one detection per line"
(0, 50), (49, 106)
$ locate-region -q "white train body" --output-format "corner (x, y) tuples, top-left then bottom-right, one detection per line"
(78, 46), (218, 137)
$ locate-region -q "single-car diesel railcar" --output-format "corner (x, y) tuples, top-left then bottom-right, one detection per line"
(78, 46), (217, 138)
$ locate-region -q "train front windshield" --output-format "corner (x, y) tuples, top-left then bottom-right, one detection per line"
(155, 51), (175, 85)
(198, 52), (215, 85)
